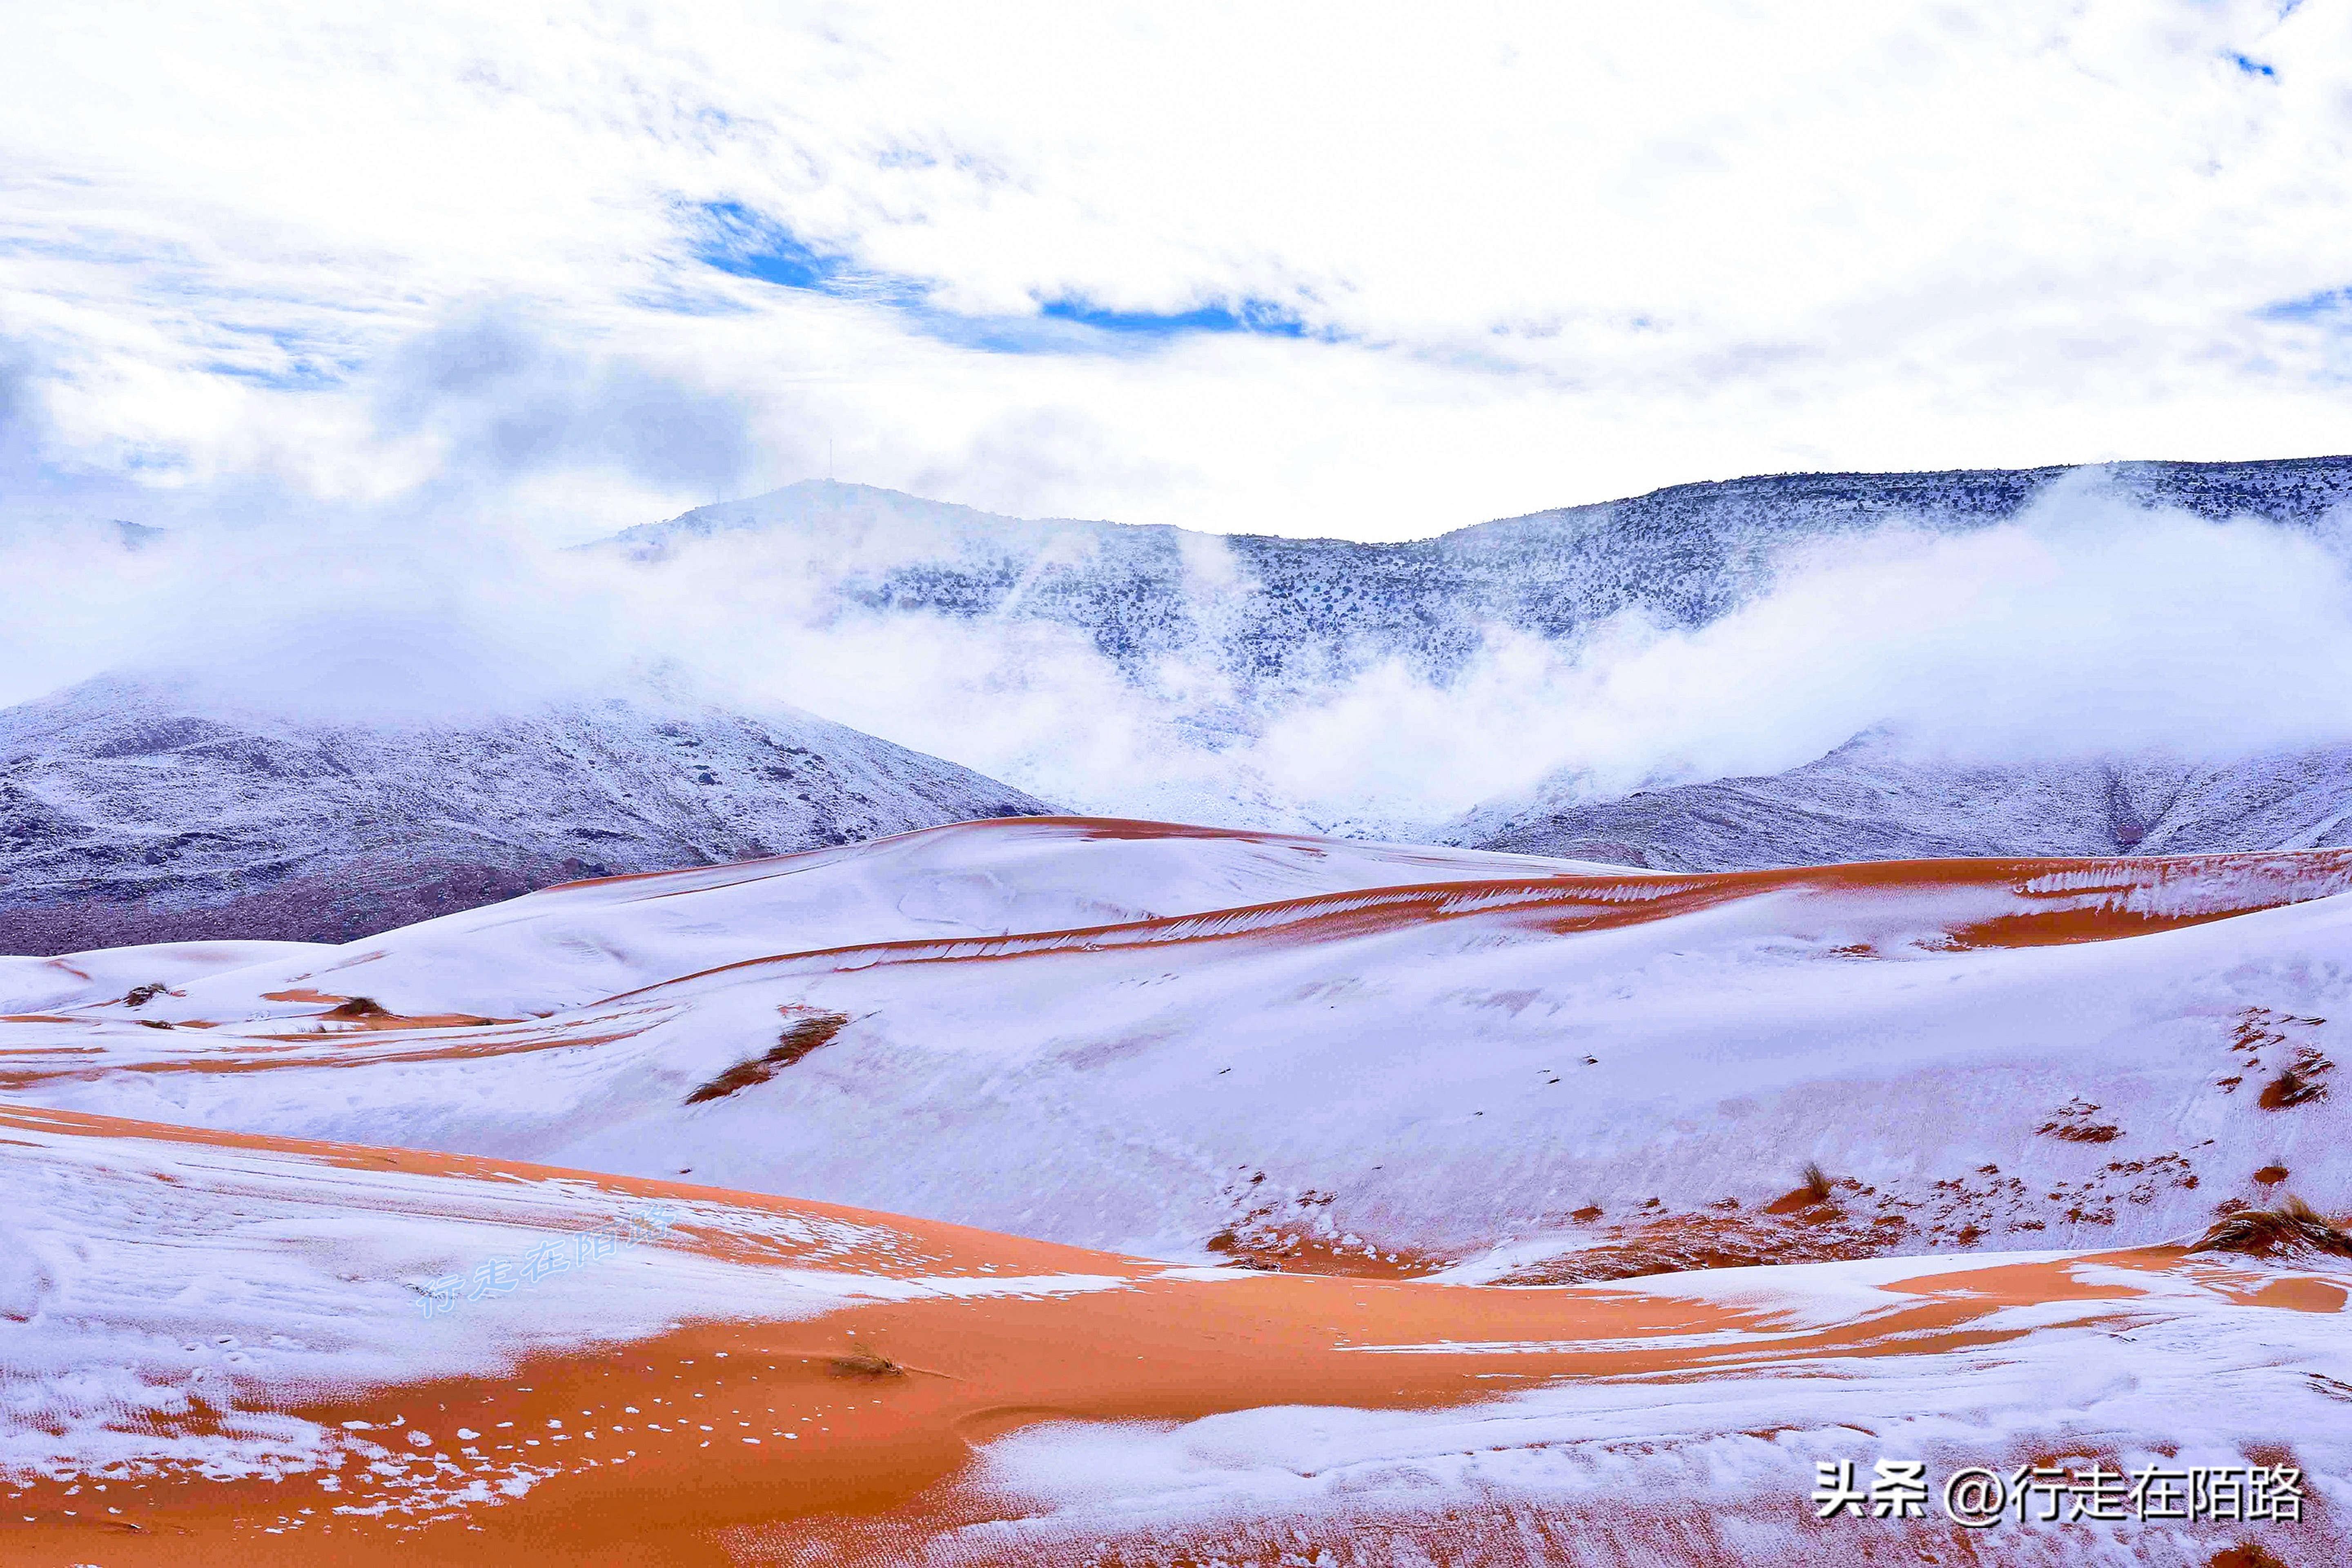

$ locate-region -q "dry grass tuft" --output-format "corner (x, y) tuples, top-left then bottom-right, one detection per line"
(685, 1013), (851, 1105)
(2259, 1066), (2326, 1110)
(1799, 1161), (1835, 1204)
(323, 996), (392, 1020)
(2189, 1194), (2352, 1259)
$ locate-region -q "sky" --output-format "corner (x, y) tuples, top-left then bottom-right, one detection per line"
(4, 0), (2351, 543)
(7, 2), (2352, 830)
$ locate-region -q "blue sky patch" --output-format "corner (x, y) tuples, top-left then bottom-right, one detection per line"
(2230, 52), (2277, 78)
(683, 200), (1315, 353)
(687, 200), (931, 312)
(2257, 287), (2351, 323)
(1037, 296), (1307, 339)
(690, 201), (846, 292)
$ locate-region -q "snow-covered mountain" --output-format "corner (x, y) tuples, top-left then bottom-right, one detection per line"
(606, 459), (2352, 702)
(9, 454), (2348, 951)
(0, 675), (1051, 954)
(597, 461), (2352, 858)
(1453, 731), (2352, 870)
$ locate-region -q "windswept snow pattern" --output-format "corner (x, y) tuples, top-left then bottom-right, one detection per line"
(2, 1108), (2345, 1564)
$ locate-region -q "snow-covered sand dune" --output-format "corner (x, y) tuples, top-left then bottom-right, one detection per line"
(6, 817), (2349, 1561)
(2, 814), (1622, 1022)
(3, 1103), (2344, 1564)
(6, 819), (2348, 1276)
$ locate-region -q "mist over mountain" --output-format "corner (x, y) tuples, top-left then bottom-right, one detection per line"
(6, 454), (2351, 955)
(605, 457), (2352, 704)
(0, 676), (1049, 954)
(597, 457), (2352, 842)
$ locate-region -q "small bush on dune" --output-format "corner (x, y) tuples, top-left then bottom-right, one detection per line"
(685, 1012), (851, 1105)
(1800, 1162), (1834, 1205)
(2190, 1194), (2352, 1259)
(2260, 1066), (2325, 1110)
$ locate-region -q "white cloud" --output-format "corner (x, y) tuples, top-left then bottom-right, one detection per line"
(3, 1), (2350, 538)
(1251, 480), (2352, 825)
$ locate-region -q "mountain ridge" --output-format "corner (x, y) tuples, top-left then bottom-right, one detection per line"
(0, 675), (1052, 954)
(615, 453), (2352, 554)
(599, 458), (2352, 706)
(1449, 730), (2352, 870)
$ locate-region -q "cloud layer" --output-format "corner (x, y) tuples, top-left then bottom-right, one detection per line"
(7, 472), (2350, 835)
(8, 4), (2352, 834)
(5, 2), (2352, 539)
(1255, 483), (2352, 826)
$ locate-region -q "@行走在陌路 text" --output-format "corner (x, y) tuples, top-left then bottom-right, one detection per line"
(1810, 1459), (2303, 1527)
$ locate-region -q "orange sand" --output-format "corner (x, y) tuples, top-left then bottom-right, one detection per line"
(8, 1110), (2333, 1566)
(8, 835), (2349, 1563)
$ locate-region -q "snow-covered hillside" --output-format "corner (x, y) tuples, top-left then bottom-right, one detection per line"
(592, 463), (2352, 855)
(0, 676), (1051, 955)
(1455, 730), (2352, 869)
(604, 460), (2352, 702)
(9, 818), (2347, 1278)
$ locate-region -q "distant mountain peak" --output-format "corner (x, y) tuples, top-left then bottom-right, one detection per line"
(0, 675), (1054, 954)
(600, 480), (1121, 562)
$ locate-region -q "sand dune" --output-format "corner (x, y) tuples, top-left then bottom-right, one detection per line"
(4, 821), (2346, 1266)
(6, 819), (2348, 1561)
(4, 1104), (2344, 1564)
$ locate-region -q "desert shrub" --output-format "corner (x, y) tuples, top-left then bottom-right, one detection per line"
(2189, 1194), (2352, 1259)
(684, 1012), (850, 1105)
(1800, 1161), (1834, 1204)
(2260, 1066), (2326, 1110)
